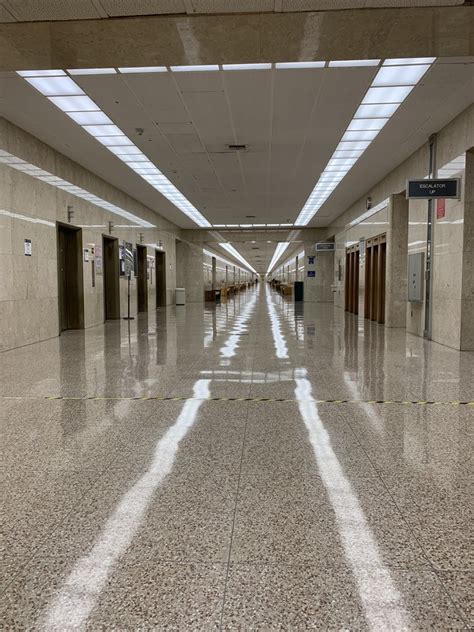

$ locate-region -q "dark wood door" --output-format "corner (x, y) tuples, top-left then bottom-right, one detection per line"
(57, 224), (84, 331)
(103, 236), (120, 319)
(137, 245), (148, 312)
(155, 251), (166, 308)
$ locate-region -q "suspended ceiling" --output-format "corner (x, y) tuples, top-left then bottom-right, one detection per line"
(1, 58), (472, 235)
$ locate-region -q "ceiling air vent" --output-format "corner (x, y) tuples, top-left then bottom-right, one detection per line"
(227, 143), (247, 151)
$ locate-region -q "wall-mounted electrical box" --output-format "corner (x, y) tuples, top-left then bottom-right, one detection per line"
(408, 252), (424, 302)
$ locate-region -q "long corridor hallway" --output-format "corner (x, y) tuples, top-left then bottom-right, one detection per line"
(1, 285), (472, 630)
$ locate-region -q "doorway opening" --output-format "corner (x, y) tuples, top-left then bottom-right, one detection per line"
(345, 243), (360, 315)
(155, 251), (167, 308)
(103, 235), (120, 320)
(365, 233), (386, 324)
(57, 223), (84, 332)
(136, 244), (148, 313)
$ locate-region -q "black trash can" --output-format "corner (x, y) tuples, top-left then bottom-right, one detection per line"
(294, 281), (304, 302)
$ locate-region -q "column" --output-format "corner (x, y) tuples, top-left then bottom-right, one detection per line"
(460, 148), (474, 350)
(385, 193), (408, 327)
(211, 256), (216, 291)
(175, 240), (204, 303)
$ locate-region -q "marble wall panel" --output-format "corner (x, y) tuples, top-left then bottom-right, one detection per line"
(0, 117), (182, 351)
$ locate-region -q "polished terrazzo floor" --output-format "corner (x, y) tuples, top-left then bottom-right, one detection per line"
(1, 285), (473, 630)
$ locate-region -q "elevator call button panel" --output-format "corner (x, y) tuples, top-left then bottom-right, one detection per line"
(408, 252), (424, 302)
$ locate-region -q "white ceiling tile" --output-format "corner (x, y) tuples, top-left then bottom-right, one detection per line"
(173, 72), (223, 93)
(164, 133), (205, 153)
(158, 122), (196, 134)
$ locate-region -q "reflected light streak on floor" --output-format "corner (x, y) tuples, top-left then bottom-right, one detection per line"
(40, 379), (211, 630)
(266, 289), (410, 630)
(219, 293), (257, 358)
(295, 377), (411, 631)
(265, 285), (288, 359)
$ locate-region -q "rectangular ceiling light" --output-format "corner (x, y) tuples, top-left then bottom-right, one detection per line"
(294, 56), (436, 226)
(47, 95), (100, 111)
(362, 85), (414, 104)
(222, 63), (272, 70)
(354, 103), (401, 118)
(347, 118), (388, 131)
(220, 243), (257, 274)
(25, 76), (84, 96)
(341, 130), (380, 141)
(66, 111), (112, 125)
(95, 135), (133, 147)
(18, 69), (66, 77)
(332, 149), (364, 158)
(82, 124), (123, 137)
(372, 64), (430, 86)
(275, 61), (325, 69)
(117, 154), (148, 163)
(329, 60), (380, 67)
(267, 242), (290, 275)
(383, 57), (436, 65)
(170, 65), (219, 72)
(118, 66), (168, 73)
(68, 68), (117, 75)
(337, 140), (371, 150)
(108, 145), (143, 155)
(0, 150), (155, 228)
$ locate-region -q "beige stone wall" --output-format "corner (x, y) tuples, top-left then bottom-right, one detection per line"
(0, 117), (181, 351)
(328, 104), (474, 350)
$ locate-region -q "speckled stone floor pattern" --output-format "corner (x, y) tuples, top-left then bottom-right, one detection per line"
(0, 285), (472, 630)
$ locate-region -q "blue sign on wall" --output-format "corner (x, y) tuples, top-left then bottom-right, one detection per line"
(307, 270), (316, 278)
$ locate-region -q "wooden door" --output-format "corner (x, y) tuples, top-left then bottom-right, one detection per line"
(137, 245), (148, 313)
(103, 235), (120, 319)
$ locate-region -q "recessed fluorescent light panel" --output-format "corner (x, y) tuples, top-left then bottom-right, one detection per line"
(25, 76), (84, 96)
(203, 248), (254, 276)
(118, 67), (167, 73)
(170, 65), (219, 72)
(18, 69), (65, 77)
(267, 242), (290, 276)
(295, 57), (435, 226)
(219, 243), (257, 274)
(18, 69), (211, 228)
(329, 60), (380, 67)
(222, 63), (272, 71)
(68, 68), (117, 75)
(0, 149), (155, 228)
(275, 61), (325, 69)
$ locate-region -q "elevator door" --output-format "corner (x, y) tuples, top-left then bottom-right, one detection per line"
(137, 244), (148, 313)
(345, 244), (359, 315)
(155, 251), (167, 308)
(365, 233), (386, 324)
(57, 223), (84, 332)
(103, 235), (120, 320)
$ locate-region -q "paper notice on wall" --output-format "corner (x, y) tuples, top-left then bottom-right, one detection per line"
(95, 245), (102, 274)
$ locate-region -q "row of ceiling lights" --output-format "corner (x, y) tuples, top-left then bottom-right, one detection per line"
(17, 70), (212, 228)
(17, 57), (435, 233)
(0, 149), (155, 228)
(17, 60), (414, 75)
(16, 57), (435, 275)
(294, 57), (436, 225)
